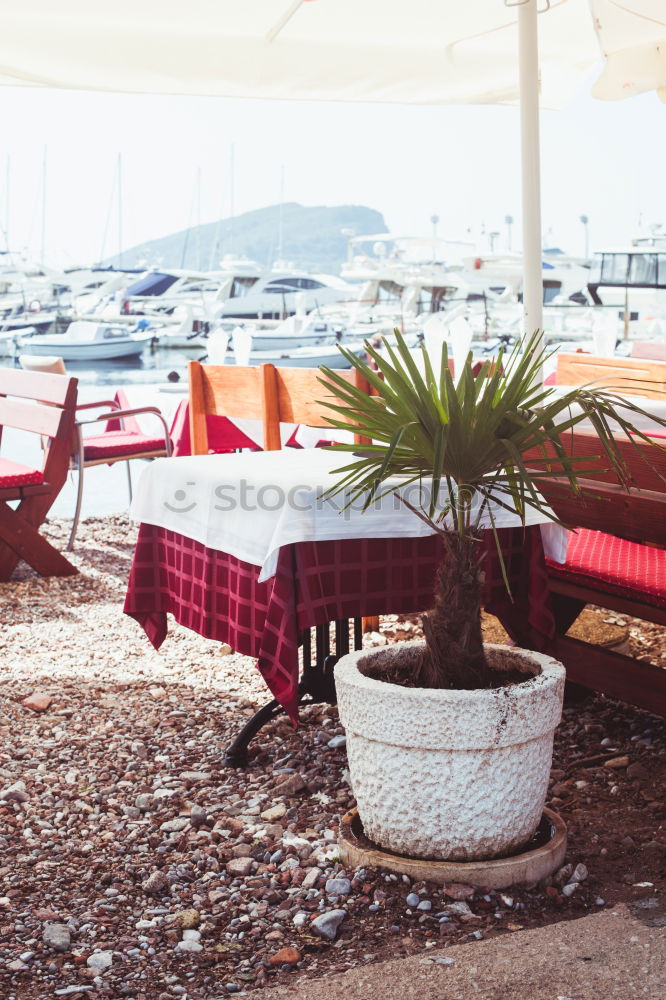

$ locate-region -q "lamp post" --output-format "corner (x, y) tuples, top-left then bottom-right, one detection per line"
(430, 214), (440, 262)
(580, 214), (589, 259)
(341, 227), (356, 269)
(505, 214), (514, 251)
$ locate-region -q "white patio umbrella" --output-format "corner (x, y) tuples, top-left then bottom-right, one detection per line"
(0, 1), (663, 344)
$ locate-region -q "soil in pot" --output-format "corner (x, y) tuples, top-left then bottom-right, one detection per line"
(358, 640), (540, 689)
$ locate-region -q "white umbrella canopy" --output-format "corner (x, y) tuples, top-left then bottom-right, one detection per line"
(0, 1), (661, 104)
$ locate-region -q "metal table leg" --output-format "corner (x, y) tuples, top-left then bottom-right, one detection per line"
(223, 618), (362, 768)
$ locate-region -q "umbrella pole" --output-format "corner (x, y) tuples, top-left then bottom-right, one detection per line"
(517, 0), (544, 371)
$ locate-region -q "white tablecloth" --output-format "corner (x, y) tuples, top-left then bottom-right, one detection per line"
(130, 448), (568, 582)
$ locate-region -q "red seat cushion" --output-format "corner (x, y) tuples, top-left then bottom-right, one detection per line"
(0, 458), (44, 488)
(547, 528), (666, 609)
(83, 431), (167, 461)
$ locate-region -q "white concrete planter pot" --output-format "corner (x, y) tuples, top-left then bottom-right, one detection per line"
(334, 642), (565, 861)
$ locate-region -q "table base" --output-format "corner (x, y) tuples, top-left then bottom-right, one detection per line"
(224, 618), (363, 766)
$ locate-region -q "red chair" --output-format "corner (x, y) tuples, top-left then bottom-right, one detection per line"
(69, 394), (172, 549)
(19, 355), (172, 549)
(0, 367), (78, 581)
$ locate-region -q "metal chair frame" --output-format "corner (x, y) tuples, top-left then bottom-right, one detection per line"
(68, 401), (172, 550)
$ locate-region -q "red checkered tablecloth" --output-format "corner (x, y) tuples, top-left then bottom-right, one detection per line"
(124, 524), (554, 725)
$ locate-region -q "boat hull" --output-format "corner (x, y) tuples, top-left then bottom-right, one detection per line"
(20, 335), (153, 362)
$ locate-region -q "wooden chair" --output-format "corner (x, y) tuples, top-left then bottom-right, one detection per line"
(0, 366), (78, 581)
(556, 353), (666, 399)
(269, 365), (373, 448)
(525, 430), (666, 716)
(270, 365), (377, 632)
(188, 361), (277, 455)
(19, 355), (172, 549)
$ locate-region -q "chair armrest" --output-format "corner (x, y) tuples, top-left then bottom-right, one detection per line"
(75, 399), (121, 412)
(75, 407), (172, 457)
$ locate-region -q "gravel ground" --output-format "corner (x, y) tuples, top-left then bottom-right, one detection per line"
(0, 516), (664, 1000)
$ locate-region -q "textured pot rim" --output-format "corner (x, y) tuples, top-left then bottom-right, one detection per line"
(334, 641), (566, 750)
(335, 641), (564, 703)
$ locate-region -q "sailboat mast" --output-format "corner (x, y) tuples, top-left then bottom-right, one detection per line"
(117, 153), (123, 267)
(40, 145), (47, 265)
(229, 143), (235, 256)
(277, 164), (285, 262)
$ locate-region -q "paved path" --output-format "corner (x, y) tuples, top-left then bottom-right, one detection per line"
(261, 904), (665, 1000)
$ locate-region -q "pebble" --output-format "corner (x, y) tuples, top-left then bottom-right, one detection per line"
(275, 773), (306, 795)
(444, 883), (475, 900)
(176, 939), (203, 953)
(260, 803), (287, 821)
(143, 871), (170, 896)
(604, 755), (630, 769)
(312, 909), (347, 940)
(325, 877), (352, 896)
(160, 817), (190, 833)
(0, 780), (29, 803)
(302, 867), (322, 889)
(269, 946), (302, 966)
(327, 735), (347, 749)
(226, 857), (255, 877)
(406, 892), (420, 907)
(175, 908), (200, 929)
(42, 922), (71, 952)
(571, 863), (588, 883)
(86, 950), (113, 970)
(190, 804), (208, 826)
(417, 900), (432, 911)
(22, 691), (53, 712)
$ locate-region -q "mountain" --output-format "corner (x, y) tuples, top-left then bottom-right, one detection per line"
(105, 203), (387, 275)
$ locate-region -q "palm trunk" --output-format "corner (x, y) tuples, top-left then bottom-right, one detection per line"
(420, 532), (493, 690)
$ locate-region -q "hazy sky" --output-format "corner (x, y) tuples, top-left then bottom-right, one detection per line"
(0, 81), (663, 269)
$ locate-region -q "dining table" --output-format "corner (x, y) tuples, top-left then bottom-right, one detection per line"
(123, 447), (568, 765)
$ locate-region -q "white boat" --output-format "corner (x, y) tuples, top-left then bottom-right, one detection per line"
(18, 320), (154, 361)
(243, 314), (346, 351)
(218, 268), (356, 321)
(232, 343), (364, 369)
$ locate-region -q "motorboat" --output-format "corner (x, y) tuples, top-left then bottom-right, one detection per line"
(217, 268), (356, 321)
(18, 320), (155, 362)
(241, 314), (346, 352)
(120, 258), (263, 319)
(231, 343), (364, 369)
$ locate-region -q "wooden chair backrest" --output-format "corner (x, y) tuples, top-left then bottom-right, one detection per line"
(0, 366), (78, 483)
(270, 366), (372, 448)
(556, 353), (666, 399)
(19, 355), (67, 376)
(188, 361), (277, 455)
(630, 341), (666, 363)
(524, 430), (666, 549)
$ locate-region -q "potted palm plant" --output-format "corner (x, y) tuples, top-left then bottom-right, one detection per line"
(319, 330), (662, 862)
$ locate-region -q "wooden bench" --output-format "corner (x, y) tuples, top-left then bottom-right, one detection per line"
(556, 353), (666, 399)
(0, 367), (78, 580)
(527, 430), (666, 716)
